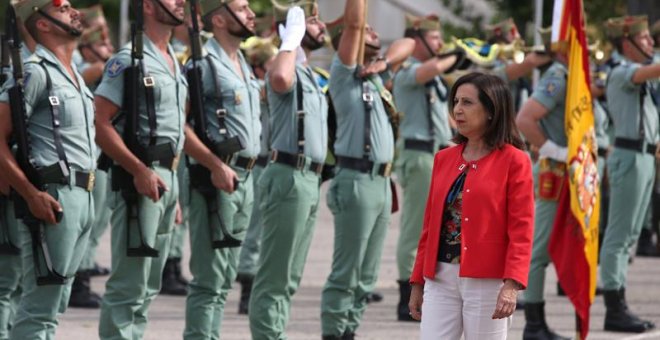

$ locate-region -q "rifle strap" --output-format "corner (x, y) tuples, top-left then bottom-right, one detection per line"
(140, 60), (158, 146)
(36, 61), (69, 170)
(361, 80), (373, 160)
(424, 77), (448, 142)
(295, 70), (305, 157)
(206, 55), (230, 139)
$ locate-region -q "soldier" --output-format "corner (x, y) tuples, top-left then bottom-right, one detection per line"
(320, 0), (414, 338)
(391, 13), (459, 322)
(183, 0), (261, 338)
(0, 0), (97, 338)
(93, 0), (188, 338)
(515, 30), (573, 340)
(598, 15), (659, 333)
(236, 35), (278, 315)
(248, 2), (328, 338)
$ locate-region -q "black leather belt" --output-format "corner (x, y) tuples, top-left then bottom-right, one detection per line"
(404, 139), (434, 153)
(597, 148), (608, 158)
(234, 156), (257, 171)
(336, 156), (392, 177)
(614, 138), (655, 155)
(271, 150), (323, 175)
(73, 171), (96, 192)
(255, 155), (269, 168)
(137, 143), (180, 171)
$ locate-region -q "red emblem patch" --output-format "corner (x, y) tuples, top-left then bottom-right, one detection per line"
(53, 0), (63, 7)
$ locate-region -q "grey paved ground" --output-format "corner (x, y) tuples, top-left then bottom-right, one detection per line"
(57, 183), (660, 340)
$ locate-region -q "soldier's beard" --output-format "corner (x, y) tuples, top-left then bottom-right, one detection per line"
(302, 31), (325, 51)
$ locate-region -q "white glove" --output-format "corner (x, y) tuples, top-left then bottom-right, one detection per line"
(539, 140), (568, 162)
(278, 7), (306, 52)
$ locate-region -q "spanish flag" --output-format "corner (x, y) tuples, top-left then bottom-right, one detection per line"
(547, 0), (600, 339)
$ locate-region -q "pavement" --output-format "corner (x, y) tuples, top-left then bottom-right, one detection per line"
(57, 182), (660, 340)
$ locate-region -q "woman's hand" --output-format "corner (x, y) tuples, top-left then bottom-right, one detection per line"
(409, 283), (424, 321)
(492, 279), (520, 319)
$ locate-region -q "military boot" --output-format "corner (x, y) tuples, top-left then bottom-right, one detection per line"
(636, 228), (660, 257)
(603, 289), (651, 333)
(397, 280), (417, 322)
(160, 258), (187, 296)
(237, 274), (253, 315)
(68, 271), (102, 308)
(522, 302), (571, 340)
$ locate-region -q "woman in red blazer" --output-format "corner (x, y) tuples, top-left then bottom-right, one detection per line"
(408, 73), (534, 340)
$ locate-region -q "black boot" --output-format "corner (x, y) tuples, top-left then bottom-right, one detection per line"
(321, 335), (341, 340)
(160, 258), (188, 296)
(365, 291), (383, 304)
(171, 257), (189, 286)
(522, 302), (571, 340)
(396, 280), (417, 322)
(88, 262), (110, 277)
(68, 271), (101, 308)
(237, 274), (253, 315)
(341, 330), (355, 340)
(636, 228), (660, 257)
(603, 289), (652, 333)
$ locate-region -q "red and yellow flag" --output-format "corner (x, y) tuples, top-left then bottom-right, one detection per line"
(547, 1), (600, 339)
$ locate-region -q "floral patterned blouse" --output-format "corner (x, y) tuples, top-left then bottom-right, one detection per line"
(437, 171), (467, 264)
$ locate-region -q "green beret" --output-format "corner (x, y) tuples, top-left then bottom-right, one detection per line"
(272, 0), (319, 23)
(79, 4), (105, 24)
(15, 0), (54, 23)
(605, 15), (648, 39)
(199, 0), (236, 17)
(80, 27), (106, 45)
(486, 18), (520, 41)
(405, 13), (440, 32)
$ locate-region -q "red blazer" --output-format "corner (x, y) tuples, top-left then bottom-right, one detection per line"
(410, 144), (534, 288)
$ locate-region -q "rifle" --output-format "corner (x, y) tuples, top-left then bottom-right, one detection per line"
(0, 33), (9, 86)
(186, 0), (241, 248)
(6, 5), (67, 284)
(111, 0), (161, 257)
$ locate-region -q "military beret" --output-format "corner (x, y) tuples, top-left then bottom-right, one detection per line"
(272, 0), (319, 23)
(605, 15), (648, 39)
(80, 27), (106, 46)
(15, 0), (59, 23)
(241, 36), (278, 66)
(486, 18), (520, 41)
(199, 0), (236, 17)
(405, 13), (440, 32)
(79, 4), (105, 24)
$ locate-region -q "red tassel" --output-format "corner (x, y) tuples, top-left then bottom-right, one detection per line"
(53, 0), (63, 7)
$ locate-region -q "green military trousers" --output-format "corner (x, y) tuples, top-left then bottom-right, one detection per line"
(0, 197), (21, 340)
(249, 163), (321, 340)
(184, 168), (253, 340)
(321, 168), (392, 337)
(524, 161), (559, 303)
(394, 149), (433, 280)
(98, 166), (178, 340)
(237, 164), (265, 278)
(169, 160), (189, 260)
(600, 149), (655, 290)
(11, 184), (94, 340)
(79, 169), (112, 271)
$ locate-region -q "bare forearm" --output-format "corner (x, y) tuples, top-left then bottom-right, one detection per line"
(268, 51), (298, 93)
(384, 38), (415, 68)
(416, 55), (457, 84)
(632, 63), (660, 84)
(337, 0), (365, 65)
(96, 120), (147, 177)
(505, 60), (535, 81)
(0, 142), (40, 199)
(183, 125), (223, 171)
(516, 115), (546, 147)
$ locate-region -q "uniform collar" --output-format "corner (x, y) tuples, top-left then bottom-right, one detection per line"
(206, 37), (250, 83)
(33, 44), (83, 90)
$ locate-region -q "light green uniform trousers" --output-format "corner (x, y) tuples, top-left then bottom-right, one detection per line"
(79, 169), (112, 271)
(184, 168), (254, 340)
(249, 163), (321, 339)
(11, 185), (94, 340)
(169, 160), (189, 259)
(394, 149), (433, 280)
(321, 168), (392, 336)
(0, 197), (21, 340)
(524, 161), (559, 303)
(98, 166), (178, 340)
(600, 149), (655, 290)
(237, 164), (265, 278)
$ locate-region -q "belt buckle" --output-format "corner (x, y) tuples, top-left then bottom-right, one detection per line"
(246, 157), (256, 170)
(382, 162), (392, 177)
(171, 154), (181, 171)
(296, 154), (306, 170)
(86, 171), (96, 192)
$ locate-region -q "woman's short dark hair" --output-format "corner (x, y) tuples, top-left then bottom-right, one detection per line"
(448, 72), (526, 150)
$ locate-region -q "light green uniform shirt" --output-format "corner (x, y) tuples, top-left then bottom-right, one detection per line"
(531, 62), (568, 147)
(329, 55), (394, 163)
(0, 45), (96, 171)
(267, 64), (328, 163)
(606, 58), (659, 144)
(593, 98), (610, 149)
(393, 57), (451, 147)
(190, 38), (261, 157)
(95, 34), (188, 154)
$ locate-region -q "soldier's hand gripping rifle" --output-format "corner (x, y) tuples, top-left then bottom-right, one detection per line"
(186, 0), (241, 248)
(112, 0), (161, 257)
(6, 5), (67, 284)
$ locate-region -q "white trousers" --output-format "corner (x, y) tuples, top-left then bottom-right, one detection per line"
(420, 263), (512, 340)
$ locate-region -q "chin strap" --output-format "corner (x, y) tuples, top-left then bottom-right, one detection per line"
(223, 4), (254, 39)
(36, 8), (81, 37)
(152, 0), (184, 26)
(627, 36), (653, 63)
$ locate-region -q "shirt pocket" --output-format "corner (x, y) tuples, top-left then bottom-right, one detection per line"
(154, 76), (175, 111)
(57, 89), (86, 127)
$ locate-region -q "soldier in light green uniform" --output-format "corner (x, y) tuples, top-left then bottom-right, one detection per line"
(0, 1), (97, 338)
(392, 13), (459, 322)
(236, 35), (278, 315)
(320, 1), (414, 338)
(93, 0), (188, 338)
(598, 16), (659, 333)
(516, 55), (572, 339)
(183, 0), (261, 338)
(248, 3), (328, 338)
